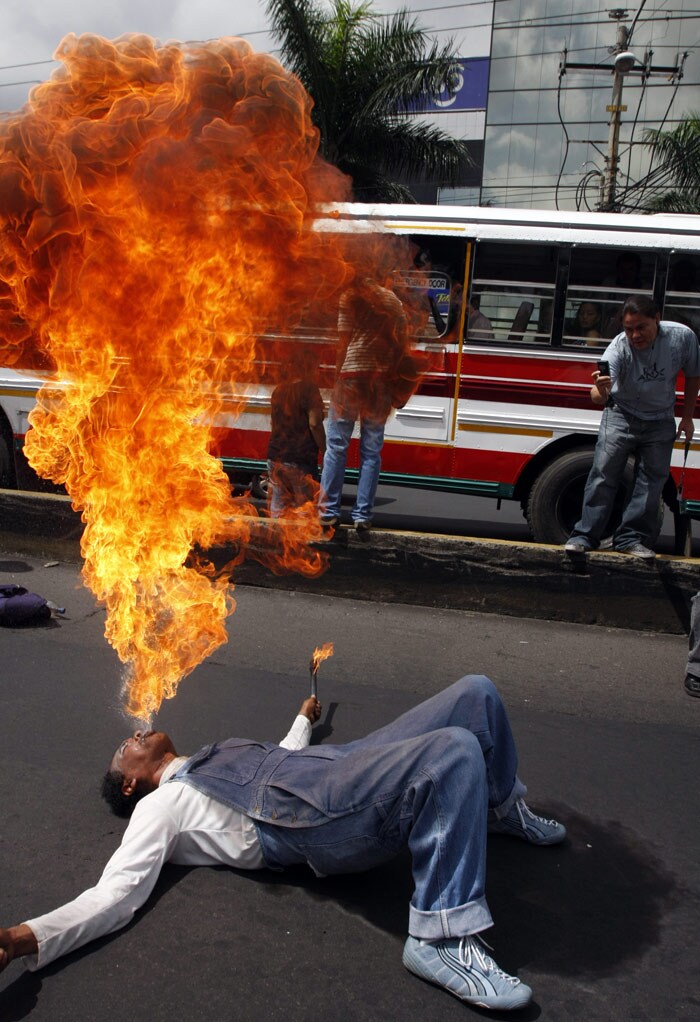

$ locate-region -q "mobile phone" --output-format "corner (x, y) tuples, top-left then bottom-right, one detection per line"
(597, 360), (610, 376)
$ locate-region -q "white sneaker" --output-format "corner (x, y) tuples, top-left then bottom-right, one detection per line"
(488, 799), (566, 845)
(564, 537), (590, 553)
(403, 934), (532, 1010)
(620, 543), (655, 560)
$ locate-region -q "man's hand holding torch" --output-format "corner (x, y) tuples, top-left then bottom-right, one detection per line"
(298, 696), (322, 723)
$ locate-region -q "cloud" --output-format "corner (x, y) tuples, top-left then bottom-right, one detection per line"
(0, 0), (275, 112)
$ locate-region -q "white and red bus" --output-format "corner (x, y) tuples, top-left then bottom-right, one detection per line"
(2, 203), (700, 547)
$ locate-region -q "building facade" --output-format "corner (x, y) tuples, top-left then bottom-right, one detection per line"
(480, 0), (700, 210)
(398, 0), (699, 211)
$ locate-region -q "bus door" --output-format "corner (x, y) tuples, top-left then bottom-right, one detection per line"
(384, 266), (454, 444)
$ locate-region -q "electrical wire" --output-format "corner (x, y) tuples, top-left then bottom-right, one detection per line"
(622, 57), (650, 185)
(0, 79), (43, 89)
(617, 72), (682, 209)
(628, 0), (651, 46)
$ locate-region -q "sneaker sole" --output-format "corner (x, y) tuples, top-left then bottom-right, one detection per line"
(684, 677), (700, 697)
(402, 943), (532, 1011)
(488, 820), (566, 845)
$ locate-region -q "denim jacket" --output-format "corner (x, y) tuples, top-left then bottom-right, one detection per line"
(170, 738), (346, 828)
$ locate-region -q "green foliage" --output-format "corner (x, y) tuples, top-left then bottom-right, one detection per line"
(641, 112), (700, 214)
(266, 0), (472, 201)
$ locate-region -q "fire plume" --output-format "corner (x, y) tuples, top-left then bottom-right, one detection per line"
(0, 33), (361, 719)
(311, 642), (334, 675)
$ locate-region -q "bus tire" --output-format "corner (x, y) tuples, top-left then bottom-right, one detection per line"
(250, 472), (270, 500)
(526, 448), (634, 545)
(0, 427), (14, 488)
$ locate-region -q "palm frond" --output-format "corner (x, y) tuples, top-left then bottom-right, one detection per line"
(267, 0), (470, 199)
(642, 112), (700, 201)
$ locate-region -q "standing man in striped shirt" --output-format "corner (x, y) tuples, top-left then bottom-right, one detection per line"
(319, 277), (408, 532)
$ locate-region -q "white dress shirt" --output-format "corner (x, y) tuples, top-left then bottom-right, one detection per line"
(24, 715), (312, 970)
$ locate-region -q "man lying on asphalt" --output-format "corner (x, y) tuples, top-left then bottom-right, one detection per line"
(0, 674), (565, 1012)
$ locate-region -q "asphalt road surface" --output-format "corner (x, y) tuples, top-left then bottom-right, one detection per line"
(1, 553), (698, 1022)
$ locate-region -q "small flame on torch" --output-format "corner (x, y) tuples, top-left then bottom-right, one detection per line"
(309, 642), (334, 698)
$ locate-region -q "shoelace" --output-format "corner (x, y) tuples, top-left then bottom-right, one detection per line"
(458, 936), (520, 987)
(518, 799), (558, 827)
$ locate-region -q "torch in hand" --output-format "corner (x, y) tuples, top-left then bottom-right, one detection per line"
(310, 642), (334, 698)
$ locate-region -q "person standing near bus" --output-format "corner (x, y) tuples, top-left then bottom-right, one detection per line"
(319, 277), (408, 532)
(684, 592), (700, 698)
(266, 372), (326, 518)
(565, 295), (700, 559)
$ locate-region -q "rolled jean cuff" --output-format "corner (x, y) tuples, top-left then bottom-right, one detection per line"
(491, 775), (527, 821)
(409, 896), (493, 940)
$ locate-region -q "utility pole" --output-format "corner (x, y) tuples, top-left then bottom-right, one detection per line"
(559, 8), (684, 211)
(601, 13), (632, 211)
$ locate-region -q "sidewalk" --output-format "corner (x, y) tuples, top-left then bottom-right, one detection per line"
(1, 487), (697, 634)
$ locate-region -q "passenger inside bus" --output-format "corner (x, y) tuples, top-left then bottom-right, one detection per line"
(567, 301), (603, 346)
(466, 294), (495, 341)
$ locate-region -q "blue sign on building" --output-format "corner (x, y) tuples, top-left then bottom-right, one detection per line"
(421, 57), (489, 113)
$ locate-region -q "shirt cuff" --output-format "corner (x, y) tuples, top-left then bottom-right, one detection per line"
(279, 714), (312, 750)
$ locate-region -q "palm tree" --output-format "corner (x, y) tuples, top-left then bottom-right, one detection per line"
(640, 112), (700, 214)
(265, 0), (472, 201)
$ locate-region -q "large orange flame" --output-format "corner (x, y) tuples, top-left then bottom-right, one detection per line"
(0, 34), (425, 721)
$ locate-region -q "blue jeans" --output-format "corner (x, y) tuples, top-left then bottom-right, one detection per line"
(256, 675), (526, 940)
(570, 406), (676, 550)
(267, 460), (318, 518)
(319, 379), (389, 523)
(687, 591), (700, 678)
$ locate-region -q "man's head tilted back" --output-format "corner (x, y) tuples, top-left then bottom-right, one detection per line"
(102, 731), (177, 817)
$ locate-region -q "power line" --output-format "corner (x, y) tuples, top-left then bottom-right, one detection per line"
(0, 58), (56, 70)
(0, 79), (44, 89)
(494, 12), (700, 30)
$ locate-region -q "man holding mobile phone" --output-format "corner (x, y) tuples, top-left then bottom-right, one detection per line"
(565, 294), (700, 560)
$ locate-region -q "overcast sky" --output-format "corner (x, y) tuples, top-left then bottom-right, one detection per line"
(1, 0), (486, 113)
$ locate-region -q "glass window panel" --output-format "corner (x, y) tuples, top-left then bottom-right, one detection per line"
(664, 255), (700, 335)
(562, 296), (607, 348)
(564, 242), (656, 346)
(467, 288), (555, 345)
(488, 57), (516, 92)
(569, 248), (656, 291)
(512, 90), (539, 124)
(470, 242), (558, 345)
(473, 242), (558, 284)
(486, 92), (515, 125)
(493, 1), (523, 28)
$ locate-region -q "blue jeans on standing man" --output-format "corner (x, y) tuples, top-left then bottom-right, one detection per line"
(256, 675), (526, 940)
(319, 377), (390, 524)
(570, 405), (676, 550)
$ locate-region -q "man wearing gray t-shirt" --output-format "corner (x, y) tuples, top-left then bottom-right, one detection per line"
(565, 295), (700, 560)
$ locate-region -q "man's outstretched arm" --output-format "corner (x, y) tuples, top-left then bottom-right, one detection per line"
(278, 697), (322, 750)
(0, 925), (38, 972)
(0, 796), (180, 972)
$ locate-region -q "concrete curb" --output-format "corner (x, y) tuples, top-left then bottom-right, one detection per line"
(1, 488), (696, 634)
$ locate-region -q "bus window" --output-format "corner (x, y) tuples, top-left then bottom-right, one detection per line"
(405, 236), (468, 344)
(469, 242), (558, 345)
(664, 255), (700, 336)
(564, 248), (656, 346)
(392, 269), (453, 341)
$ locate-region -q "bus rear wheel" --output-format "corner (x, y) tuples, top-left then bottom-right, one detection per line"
(0, 430), (14, 488)
(526, 448), (634, 545)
